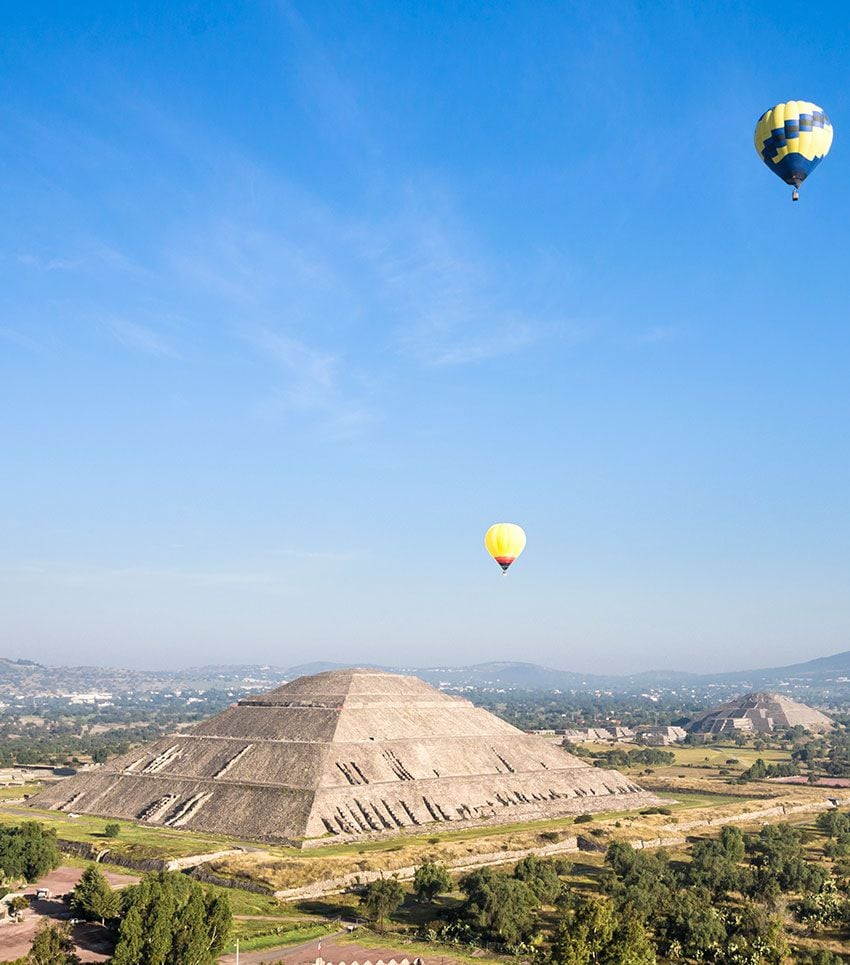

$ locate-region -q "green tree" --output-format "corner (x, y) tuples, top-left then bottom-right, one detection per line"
(111, 871), (231, 964)
(723, 901), (788, 964)
(816, 809), (850, 838)
(747, 823), (826, 898)
(797, 951), (847, 965)
(111, 904), (145, 965)
(103, 823), (121, 839)
(458, 869), (537, 947)
(204, 891), (232, 959)
(656, 886), (726, 961)
(0, 822), (60, 882)
(27, 921), (80, 965)
(603, 842), (675, 922)
(687, 826), (745, 897)
(171, 888), (212, 963)
(610, 914), (656, 964)
(553, 896), (625, 964)
(513, 854), (562, 904)
(412, 860), (452, 903)
(360, 877), (405, 932)
(71, 865), (120, 925)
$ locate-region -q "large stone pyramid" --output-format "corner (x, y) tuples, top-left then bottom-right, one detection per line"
(687, 692), (834, 735)
(32, 669), (657, 845)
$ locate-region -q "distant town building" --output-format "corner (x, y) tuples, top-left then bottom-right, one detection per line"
(61, 692), (114, 704)
(686, 692), (834, 736)
(636, 725), (687, 746)
(561, 726), (635, 744)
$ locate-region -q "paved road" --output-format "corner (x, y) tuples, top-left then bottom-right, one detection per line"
(218, 929), (347, 964)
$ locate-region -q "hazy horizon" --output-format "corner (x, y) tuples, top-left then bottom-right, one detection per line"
(2, 645), (847, 679)
(4, 2), (850, 674)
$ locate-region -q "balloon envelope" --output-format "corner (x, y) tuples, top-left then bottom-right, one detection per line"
(485, 523), (526, 573)
(754, 100), (833, 196)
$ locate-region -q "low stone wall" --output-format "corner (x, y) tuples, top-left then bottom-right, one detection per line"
(190, 866), (277, 895)
(58, 839), (171, 873)
(632, 836), (685, 850)
(57, 840), (245, 875)
(659, 793), (850, 836)
(164, 848), (245, 872)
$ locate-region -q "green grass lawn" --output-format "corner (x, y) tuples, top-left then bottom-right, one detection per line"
(0, 782), (42, 801)
(576, 741), (793, 770)
(665, 743), (791, 767)
(0, 802), (268, 859)
(662, 790), (749, 810)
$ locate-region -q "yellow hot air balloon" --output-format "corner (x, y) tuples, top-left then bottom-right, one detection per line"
(485, 523), (526, 574)
(754, 100), (833, 200)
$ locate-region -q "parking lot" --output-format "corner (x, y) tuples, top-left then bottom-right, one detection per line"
(0, 865), (138, 962)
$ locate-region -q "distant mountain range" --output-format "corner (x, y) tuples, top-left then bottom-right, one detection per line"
(1, 650), (849, 699)
(286, 651), (850, 692)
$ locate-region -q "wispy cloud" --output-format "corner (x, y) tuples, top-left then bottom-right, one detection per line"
(271, 546), (369, 562)
(357, 207), (567, 368)
(5, 562), (297, 591)
(249, 328), (372, 435)
(17, 253), (78, 271)
(427, 321), (536, 366)
(2, 29), (583, 435)
(636, 324), (683, 345)
(103, 317), (181, 358)
(276, 1), (377, 163)
(0, 325), (51, 353)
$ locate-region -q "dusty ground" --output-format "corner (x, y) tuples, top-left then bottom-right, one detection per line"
(0, 865), (138, 963)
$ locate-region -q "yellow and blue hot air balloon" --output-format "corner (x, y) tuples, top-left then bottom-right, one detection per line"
(484, 523), (526, 574)
(754, 100), (833, 200)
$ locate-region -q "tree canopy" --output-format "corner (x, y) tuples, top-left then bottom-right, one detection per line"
(71, 864), (120, 925)
(0, 822), (60, 883)
(412, 860), (452, 903)
(111, 870), (231, 965)
(360, 877), (405, 932)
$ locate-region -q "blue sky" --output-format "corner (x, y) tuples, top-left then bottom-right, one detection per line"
(3, 1), (849, 673)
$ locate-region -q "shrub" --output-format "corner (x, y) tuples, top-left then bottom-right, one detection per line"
(104, 823), (120, 839)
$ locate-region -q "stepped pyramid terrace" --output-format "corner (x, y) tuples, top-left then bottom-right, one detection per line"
(31, 669), (658, 845)
(687, 692), (834, 736)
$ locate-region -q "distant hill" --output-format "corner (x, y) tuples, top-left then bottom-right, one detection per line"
(1, 650), (849, 700)
(410, 651), (850, 691)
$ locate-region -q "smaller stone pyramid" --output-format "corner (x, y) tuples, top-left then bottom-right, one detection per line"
(687, 692), (833, 735)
